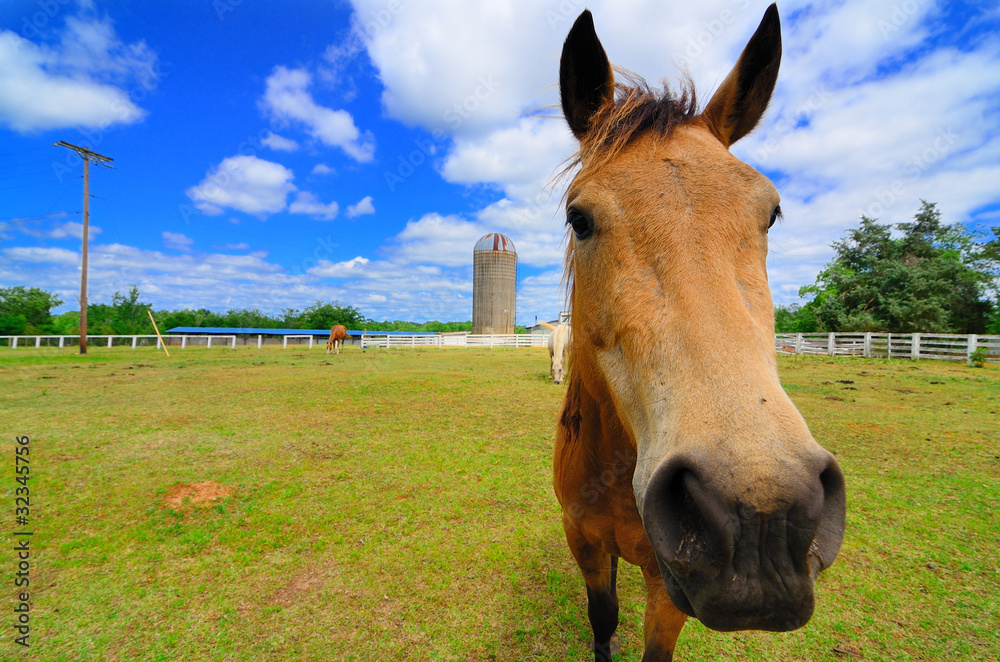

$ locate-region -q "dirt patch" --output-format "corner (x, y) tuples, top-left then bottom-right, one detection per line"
(270, 564), (340, 606)
(162, 481), (233, 509)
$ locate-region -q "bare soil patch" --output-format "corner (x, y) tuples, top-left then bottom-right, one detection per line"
(162, 481), (233, 509)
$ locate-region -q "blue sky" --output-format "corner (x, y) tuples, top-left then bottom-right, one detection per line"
(1, 0), (998, 325)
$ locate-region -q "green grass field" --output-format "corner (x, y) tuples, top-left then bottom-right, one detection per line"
(0, 346), (997, 661)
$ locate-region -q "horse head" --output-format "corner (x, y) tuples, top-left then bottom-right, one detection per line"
(559, 4), (845, 632)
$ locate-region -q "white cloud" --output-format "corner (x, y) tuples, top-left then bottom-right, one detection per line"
(162, 231), (194, 251)
(260, 66), (374, 162)
(2, 246), (80, 266)
(289, 191), (339, 220)
(0, 12), (157, 132)
(311, 163), (334, 175)
(350, 0), (553, 136)
(391, 213), (487, 267)
(10, 218), (101, 241)
(345, 195), (375, 218)
(49, 221), (100, 240)
(307, 256), (371, 278)
(186, 155), (296, 216)
(261, 132), (299, 151)
(442, 117), (575, 200)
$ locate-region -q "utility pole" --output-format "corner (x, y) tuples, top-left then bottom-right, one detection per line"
(54, 141), (113, 355)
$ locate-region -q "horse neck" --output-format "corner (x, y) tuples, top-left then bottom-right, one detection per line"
(563, 370), (636, 471)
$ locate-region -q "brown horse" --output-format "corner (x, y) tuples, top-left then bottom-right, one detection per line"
(553, 5), (846, 661)
(326, 325), (348, 355)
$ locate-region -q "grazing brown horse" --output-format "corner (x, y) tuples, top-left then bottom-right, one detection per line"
(553, 5), (846, 661)
(326, 325), (348, 355)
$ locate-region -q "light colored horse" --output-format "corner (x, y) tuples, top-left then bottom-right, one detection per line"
(325, 325), (348, 355)
(540, 320), (571, 384)
(553, 6), (846, 661)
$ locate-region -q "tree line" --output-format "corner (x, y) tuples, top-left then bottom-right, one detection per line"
(0, 287), (480, 336)
(776, 201), (999, 335)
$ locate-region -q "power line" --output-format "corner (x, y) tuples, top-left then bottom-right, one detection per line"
(0, 157), (54, 171)
(0, 169), (56, 183)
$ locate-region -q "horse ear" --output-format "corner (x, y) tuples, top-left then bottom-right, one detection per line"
(701, 3), (781, 147)
(560, 10), (614, 139)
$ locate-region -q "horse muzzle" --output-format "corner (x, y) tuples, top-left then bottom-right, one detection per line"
(641, 450), (846, 632)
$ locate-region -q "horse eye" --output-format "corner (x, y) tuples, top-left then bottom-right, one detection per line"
(567, 209), (594, 240)
(768, 205), (782, 230)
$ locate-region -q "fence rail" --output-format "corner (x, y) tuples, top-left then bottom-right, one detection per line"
(0, 334), (238, 349)
(775, 333), (999, 364)
(360, 333), (549, 349)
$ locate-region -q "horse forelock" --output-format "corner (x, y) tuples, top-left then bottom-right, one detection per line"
(570, 68), (698, 179)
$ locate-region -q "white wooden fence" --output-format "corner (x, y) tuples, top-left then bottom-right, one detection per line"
(360, 333), (549, 349)
(775, 333), (999, 364)
(0, 333), (547, 351)
(3, 331), (996, 364)
(0, 334), (237, 349)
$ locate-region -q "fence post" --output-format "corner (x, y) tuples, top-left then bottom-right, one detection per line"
(283, 336), (288, 349)
(827, 332), (835, 356)
(59, 336), (65, 348)
(308, 336), (314, 350)
(207, 336), (213, 349)
(132, 336), (137, 349)
(794, 333), (803, 355)
(911, 333), (921, 360)
(967, 334), (978, 366)
(35, 336), (41, 348)
(257, 335), (262, 349)
(107, 336), (112, 348)
(12, 337), (16, 349)
(232, 336), (237, 350)
(863, 332), (872, 358)
(886, 333), (892, 359)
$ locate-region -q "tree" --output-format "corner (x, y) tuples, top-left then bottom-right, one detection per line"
(110, 286), (153, 334)
(798, 202), (996, 333)
(774, 304), (819, 333)
(0, 287), (63, 333)
(298, 301), (366, 330)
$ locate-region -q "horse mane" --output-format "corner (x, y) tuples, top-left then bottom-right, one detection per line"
(560, 68), (699, 325)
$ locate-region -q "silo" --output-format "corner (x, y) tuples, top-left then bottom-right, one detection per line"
(473, 233), (517, 335)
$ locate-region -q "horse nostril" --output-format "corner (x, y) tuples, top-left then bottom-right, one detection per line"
(643, 457), (734, 579)
(812, 456), (847, 573)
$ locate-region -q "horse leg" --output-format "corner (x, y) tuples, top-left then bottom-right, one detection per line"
(565, 524), (620, 662)
(638, 562), (687, 662)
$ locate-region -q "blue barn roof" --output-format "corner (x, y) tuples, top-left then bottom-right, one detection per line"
(165, 327), (437, 337)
